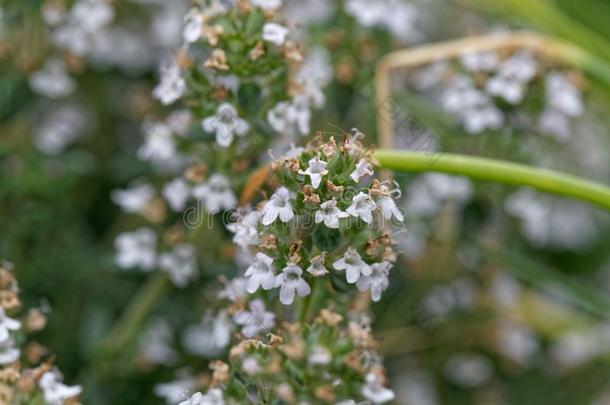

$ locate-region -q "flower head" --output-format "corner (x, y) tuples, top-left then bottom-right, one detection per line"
(333, 248), (371, 284)
(244, 253), (277, 293)
(298, 157), (328, 189)
(233, 299), (275, 338)
(315, 199), (348, 228)
(261, 187), (295, 225)
(275, 264), (311, 305)
(262, 23), (289, 46)
(356, 261), (391, 302)
(202, 103), (249, 148)
(347, 192), (377, 224)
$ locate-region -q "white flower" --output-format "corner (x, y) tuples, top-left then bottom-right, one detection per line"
(139, 319), (178, 366)
(315, 200), (348, 229)
(308, 345), (332, 365)
(241, 356), (262, 375)
(217, 277), (248, 302)
(267, 97), (312, 136)
(460, 51), (498, 72)
(114, 228), (157, 270)
(0, 308), (20, 342)
(345, 0), (420, 42)
(375, 183), (404, 222)
(350, 159), (373, 182)
(361, 372), (395, 404)
(275, 264), (311, 305)
(538, 108), (571, 141)
(154, 373), (197, 405)
(159, 244), (197, 287)
(299, 157), (328, 189)
(138, 122), (176, 162)
(244, 252), (277, 293)
(35, 105), (86, 155)
(183, 313), (232, 358)
(153, 60), (186, 105)
(183, 9), (204, 43)
(251, 0), (282, 10)
(192, 174), (236, 213)
(163, 178), (191, 212)
(444, 353), (493, 388)
(233, 299), (275, 338)
(485, 51), (538, 104)
(227, 210), (261, 248)
(262, 22), (289, 46)
(111, 183), (154, 213)
(179, 389), (224, 405)
(0, 338), (19, 365)
(333, 248), (371, 284)
(306, 253), (329, 277)
(545, 72), (583, 117)
(346, 192), (377, 224)
(202, 103), (250, 147)
(29, 59), (76, 99)
(39, 370), (82, 405)
(71, 0), (114, 32)
(356, 261), (391, 302)
(261, 187), (295, 225)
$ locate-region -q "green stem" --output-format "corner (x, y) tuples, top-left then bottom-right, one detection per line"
(375, 149), (610, 212)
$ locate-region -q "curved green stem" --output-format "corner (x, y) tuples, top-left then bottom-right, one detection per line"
(375, 149), (610, 212)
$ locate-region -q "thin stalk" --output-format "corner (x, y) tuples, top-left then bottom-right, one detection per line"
(375, 149), (610, 212)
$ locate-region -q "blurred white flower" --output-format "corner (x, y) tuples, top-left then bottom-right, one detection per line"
(444, 353), (493, 388)
(0, 338), (19, 365)
(71, 0), (114, 32)
(111, 183), (155, 213)
(0, 308), (20, 343)
(267, 97), (312, 136)
(347, 192), (377, 224)
(244, 252), (276, 293)
(114, 228), (157, 270)
(361, 372), (395, 404)
(262, 22), (289, 46)
(350, 159), (374, 182)
(29, 59), (76, 99)
(139, 319), (178, 366)
(251, 0), (282, 10)
(192, 174), (236, 213)
(183, 9), (204, 43)
(333, 247), (371, 284)
(308, 345), (332, 365)
(486, 51), (537, 104)
(405, 173), (473, 217)
(138, 122), (176, 162)
(356, 261), (391, 302)
(154, 372), (198, 405)
(261, 187), (295, 225)
(460, 51), (498, 72)
(39, 369), (82, 405)
(233, 299), (275, 338)
(179, 389), (224, 405)
(345, 0), (420, 43)
(153, 60), (186, 105)
(275, 264), (311, 305)
(306, 253), (329, 277)
(159, 244), (197, 287)
(183, 313), (232, 358)
(35, 105), (86, 155)
(163, 178), (191, 212)
(217, 277), (248, 302)
(299, 157), (328, 189)
(202, 103), (250, 147)
(315, 200), (349, 229)
(496, 320), (539, 365)
(227, 210), (261, 249)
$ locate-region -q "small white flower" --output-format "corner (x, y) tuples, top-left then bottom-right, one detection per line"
(361, 372), (395, 404)
(111, 183), (154, 213)
(153, 60), (186, 106)
(192, 174), (237, 213)
(35, 105), (86, 155)
(262, 22), (289, 46)
(202, 103), (249, 147)
(308, 345), (332, 365)
(538, 108), (571, 141)
(217, 277), (248, 302)
(306, 253), (329, 277)
(71, 0), (114, 32)
(159, 244), (197, 287)
(179, 389), (224, 405)
(299, 157), (328, 189)
(375, 182), (404, 222)
(315, 200), (348, 229)
(350, 159), (374, 182)
(163, 178), (191, 212)
(275, 264), (311, 305)
(183, 313), (232, 358)
(267, 97), (312, 136)
(0, 308), (20, 343)
(29, 58), (76, 99)
(138, 122), (176, 162)
(251, 0), (282, 10)
(139, 319), (178, 366)
(114, 228), (157, 270)
(183, 9), (204, 43)
(261, 187), (295, 225)
(356, 261), (391, 302)
(244, 252), (277, 293)
(227, 210), (261, 249)
(333, 248), (371, 284)
(0, 338), (19, 365)
(460, 51), (498, 72)
(347, 192), (377, 224)
(545, 72), (583, 117)
(154, 373), (197, 404)
(485, 51), (538, 104)
(233, 299), (275, 338)
(39, 370), (82, 405)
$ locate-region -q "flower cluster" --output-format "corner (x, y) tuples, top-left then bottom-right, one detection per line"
(0, 261), (81, 405)
(180, 309), (394, 405)
(231, 132), (403, 305)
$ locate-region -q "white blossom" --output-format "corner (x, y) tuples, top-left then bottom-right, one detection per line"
(159, 244), (197, 287)
(267, 96), (312, 136)
(183, 9), (204, 43)
(202, 103), (250, 147)
(217, 277), (248, 302)
(261, 187), (295, 225)
(262, 22), (289, 46)
(227, 210), (261, 248)
(0, 338), (19, 365)
(111, 183), (154, 213)
(345, 0), (420, 42)
(244, 252), (276, 293)
(333, 248), (371, 284)
(29, 59), (76, 99)
(315, 200), (348, 229)
(486, 51), (537, 104)
(444, 353), (493, 388)
(179, 389), (224, 405)
(163, 178), (191, 212)
(545, 73), (583, 117)
(153, 60), (186, 105)
(251, 0), (282, 10)
(35, 105), (86, 155)
(71, 0), (114, 32)
(306, 253), (329, 277)
(347, 192), (377, 224)
(350, 159), (373, 182)
(192, 174), (236, 213)
(154, 373), (197, 405)
(138, 122), (176, 162)
(275, 264), (311, 305)
(39, 370), (82, 405)
(233, 299), (275, 338)
(361, 372), (395, 404)
(356, 261), (391, 302)
(460, 51), (498, 72)
(114, 228), (157, 270)
(299, 157), (328, 189)
(375, 182), (404, 221)
(308, 345), (332, 365)
(183, 313), (232, 358)
(0, 308), (20, 343)
(139, 319), (178, 366)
